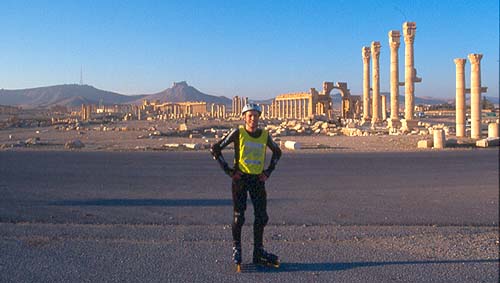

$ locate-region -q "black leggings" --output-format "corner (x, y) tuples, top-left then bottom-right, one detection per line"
(231, 174), (269, 249)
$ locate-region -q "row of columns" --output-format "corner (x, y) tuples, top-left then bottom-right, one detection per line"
(455, 54), (488, 139)
(80, 104), (92, 121)
(210, 103), (226, 119)
(361, 22), (421, 126)
(270, 98), (313, 119)
(232, 96), (248, 116)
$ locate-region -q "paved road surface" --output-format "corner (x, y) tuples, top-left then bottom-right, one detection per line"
(0, 150), (498, 282)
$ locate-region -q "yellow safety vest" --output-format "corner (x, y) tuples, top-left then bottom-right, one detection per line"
(238, 125), (268, 174)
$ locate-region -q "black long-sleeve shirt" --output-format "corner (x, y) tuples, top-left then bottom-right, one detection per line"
(211, 127), (282, 177)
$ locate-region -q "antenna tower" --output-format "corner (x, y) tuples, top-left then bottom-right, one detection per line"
(80, 65), (83, 85)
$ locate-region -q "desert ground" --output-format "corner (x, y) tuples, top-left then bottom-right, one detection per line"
(0, 118), (498, 282)
(0, 117), (486, 153)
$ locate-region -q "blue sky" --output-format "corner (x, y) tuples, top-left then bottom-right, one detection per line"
(1, 0), (498, 100)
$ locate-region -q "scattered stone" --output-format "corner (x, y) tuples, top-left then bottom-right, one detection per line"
(417, 140), (433, 149)
(179, 123), (188, 132)
(65, 139), (85, 149)
(163, 143), (180, 149)
(25, 137), (40, 145)
(476, 137), (500, 148)
(284, 140), (301, 150)
(183, 143), (202, 150)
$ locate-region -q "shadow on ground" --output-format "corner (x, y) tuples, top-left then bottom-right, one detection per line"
(48, 198), (233, 207)
(240, 259), (498, 273)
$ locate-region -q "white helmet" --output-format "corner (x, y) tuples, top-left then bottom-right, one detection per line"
(241, 103), (261, 115)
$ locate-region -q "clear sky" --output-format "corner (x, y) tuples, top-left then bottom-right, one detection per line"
(1, 0), (498, 100)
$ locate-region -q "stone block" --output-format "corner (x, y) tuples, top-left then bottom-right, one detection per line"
(65, 139), (85, 149)
(183, 143), (202, 150)
(163, 143), (180, 148)
(433, 129), (446, 149)
(284, 141), (301, 150)
(488, 123), (499, 138)
(417, 140), (433, 148)
(476, 137), (500, 148)
(179, 123), (188, 131)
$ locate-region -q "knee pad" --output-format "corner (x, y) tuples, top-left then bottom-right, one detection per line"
(255, 213), (268, 226)
(233, 212), (245, 227)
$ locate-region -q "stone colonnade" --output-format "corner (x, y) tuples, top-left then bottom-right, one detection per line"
(371, 41), (381, 124)
(271, 94), (314, 119)
(362, 47), (371, 122)
(361, 22), (420, 126)
(210, 103), (226, 119)
(403, 22), (422, 121)
(388, 30), (401, 124)
(455, 54), (488, 139)
(232, 96), (248, 116)
(81, 104), (92, 121)
(454, 58), (468, 137)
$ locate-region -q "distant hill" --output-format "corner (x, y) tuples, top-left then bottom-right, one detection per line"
(0, 84), (145, 108)
(138, 81), (231, 105)
(334, 93), (499, 106)
(254, 93), (457, 106)
(334, 92), (450, 105)
(0, 82), (496, 109)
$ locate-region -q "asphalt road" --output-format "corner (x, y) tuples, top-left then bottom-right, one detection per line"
(0, 149), (498, 282)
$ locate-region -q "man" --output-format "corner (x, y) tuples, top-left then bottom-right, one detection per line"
(210, 103), (282, 271)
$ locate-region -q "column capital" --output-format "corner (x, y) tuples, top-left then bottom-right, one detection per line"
(370, 41), (381, 57)
(362, 46), (371, 60)
(403, 22), (416, 43)
(454, 58), (467, 66)
(467, 53), (483, 64)
(388, 30), (401, 49)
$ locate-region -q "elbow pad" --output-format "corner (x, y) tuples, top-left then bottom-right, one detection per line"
(210, 144), (221, 159)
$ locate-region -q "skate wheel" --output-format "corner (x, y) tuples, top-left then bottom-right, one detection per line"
(236, 264), (241, 273)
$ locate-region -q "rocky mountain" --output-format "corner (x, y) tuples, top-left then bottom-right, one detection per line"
(0, 82), (231, 108)
(139, 81), (231, 105)
(0, 84), (145, 108)
(331, 92), (450, 105)
(1, 82), (496, 109)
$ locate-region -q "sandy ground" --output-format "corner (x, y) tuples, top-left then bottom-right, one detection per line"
(0, 119), (482, 153)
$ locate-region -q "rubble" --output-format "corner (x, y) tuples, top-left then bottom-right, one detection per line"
(417, 140), (433, 149)
(284, 141), (301, 150)
(65, 139), (85, 149)
(476, 137), (500, 148)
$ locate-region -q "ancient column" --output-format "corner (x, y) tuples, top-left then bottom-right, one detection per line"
(403, 22), (417, 120)
(371, 41), (381, 124)
(308, 97), (314, 116)
(287, 100), (291, 119)
(389, 30), (401, 123)
(282, 100), (286, 119)
(303, 99), (307, 118)
(468, 53), (485, 139)
(299, 99), (302, 119)
(381, 95), (387, 120)
(362, 46), (371, 122)
(284, 100), (287, 119)
(454, 58), (467, 137)
(488, 123), (499, 138)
